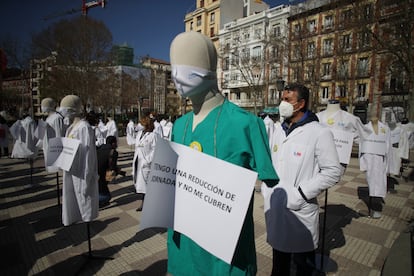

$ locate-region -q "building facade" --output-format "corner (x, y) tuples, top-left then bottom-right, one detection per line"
(219, 4), (290, 113)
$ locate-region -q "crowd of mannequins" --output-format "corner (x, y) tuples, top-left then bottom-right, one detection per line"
(2, 30), (414, 275)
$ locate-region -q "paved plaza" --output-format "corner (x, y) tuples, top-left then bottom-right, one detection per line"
(1, 136), (413, 275)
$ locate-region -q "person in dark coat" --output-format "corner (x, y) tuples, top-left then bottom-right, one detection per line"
(97, 135), (125, 207)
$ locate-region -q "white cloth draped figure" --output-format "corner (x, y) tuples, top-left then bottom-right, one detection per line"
(126, 120), (136, 145)
(105, 118), (118, 139)
(359, 121), (391, 198)
(43, 112), (65, 173)
(62, 119), (99, 226)
(388, 124), (409, 176)
(10, 116), (38, 159)
(132, 131), (159, 194)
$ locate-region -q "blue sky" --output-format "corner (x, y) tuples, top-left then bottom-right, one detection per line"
(0, 0), (290, 63)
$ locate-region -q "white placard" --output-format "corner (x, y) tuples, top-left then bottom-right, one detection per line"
(47, 137), (81, 172)
(139, 138), (258, 264)
(361, 135), (387, 155)
(330, 129), (355, 164)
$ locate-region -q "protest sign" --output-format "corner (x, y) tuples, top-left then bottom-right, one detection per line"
(139, 138), (258, 264)
(330, 129), (354, 164)
(47, 137), (80, 172)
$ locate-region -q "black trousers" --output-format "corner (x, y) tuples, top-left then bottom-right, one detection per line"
(271, 249), (315, 276)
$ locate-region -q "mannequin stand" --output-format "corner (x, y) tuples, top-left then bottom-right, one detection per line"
(75, 222), (113, 275)
(56, 172), (60, 206)
(29, 158), (34, 186)
(315, 189), (336, 272)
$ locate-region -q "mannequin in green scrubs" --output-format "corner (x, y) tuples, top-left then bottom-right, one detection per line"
(167, 31), (279, 275)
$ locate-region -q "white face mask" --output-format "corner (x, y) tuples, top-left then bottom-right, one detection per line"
(279, 100), (299, 119)
(172, 64), (217, 98)
(41, 106), (54, 114)
(58, 106), (77, 120)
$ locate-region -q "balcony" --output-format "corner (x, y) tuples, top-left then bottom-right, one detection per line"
(230, 98), (264, 108)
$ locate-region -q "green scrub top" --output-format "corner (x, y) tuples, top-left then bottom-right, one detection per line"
(167, 100), (278, 275)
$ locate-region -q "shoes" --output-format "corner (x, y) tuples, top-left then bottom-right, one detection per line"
(370, 211), (382, 219)
(99, 201), (110, 208)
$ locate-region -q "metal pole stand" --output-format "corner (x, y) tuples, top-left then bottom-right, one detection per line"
(315, 189), (337, 273)
(75, 222), (113, 275)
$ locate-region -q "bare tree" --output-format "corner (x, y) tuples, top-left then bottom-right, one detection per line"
(32, 16), (113, 108)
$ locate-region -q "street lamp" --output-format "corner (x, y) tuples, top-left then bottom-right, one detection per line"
(276, 79), (285, 104)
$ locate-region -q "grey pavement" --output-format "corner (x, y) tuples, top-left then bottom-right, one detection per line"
(1, 136), (413, 275)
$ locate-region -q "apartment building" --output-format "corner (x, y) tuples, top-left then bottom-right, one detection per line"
(184, 0), (270, 46)
(219, 5), (290, 113)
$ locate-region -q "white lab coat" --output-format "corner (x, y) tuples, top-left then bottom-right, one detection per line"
(317, 109), (371, 142)
(262, 120), (341, 252)
(10, 117), (38, 159)
(388, 125), (409, 175)
(43, 112), (65, 173)
(132, 131), (159, 194)
(94, 126), (105, 147)
(126, 120), (136, 145)
(62, 119), (99, 226)
(359, 121), (391, 198)
(153, 120), (163, 137)
(105, 119), (118, 138)
(162, 121), (173, 140)
(263, 115), (275, 147)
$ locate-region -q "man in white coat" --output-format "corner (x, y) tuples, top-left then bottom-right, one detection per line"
(262, 83), (342, 275)
(105, 117), (118, 140)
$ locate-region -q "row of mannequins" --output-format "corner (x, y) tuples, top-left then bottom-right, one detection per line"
(9, 96), (98, 226)
(263, 99), (409, 219)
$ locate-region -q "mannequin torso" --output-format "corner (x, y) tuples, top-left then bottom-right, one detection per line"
(326, 102), (341, 117)
(191, 92), (224, 130)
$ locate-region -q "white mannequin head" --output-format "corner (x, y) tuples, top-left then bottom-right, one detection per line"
(59, 95), (82, 122)
(170, 31), (219, 100)
(41, 98), (56, 114)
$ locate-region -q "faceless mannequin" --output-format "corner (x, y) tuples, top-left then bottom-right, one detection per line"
(371, 115), (379, 135)
(170, 31), (224, 130)
(41, 98), (56, 114)
(60, 95), (82, 125)
(326, 99), (341, 116)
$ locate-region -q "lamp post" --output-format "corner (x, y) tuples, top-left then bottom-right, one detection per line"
(276, 78), (285, 104)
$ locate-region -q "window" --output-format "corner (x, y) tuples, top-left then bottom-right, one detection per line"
(197, 15), (202, 26)
(307, 42), (315, 58)
(338, 60), (349, 78)
(341, 34), (352, 51)
(363, 4), (373, 20)
(357, 57), (369, 76)
(357, 83), (367, 97)
(322, 87), (329, 99)
(242, 48), (250, 60)
(294, 24), (301, 35)
(307, 20), (316, 33)
(252, 46), (262, 60)
(223, 57), (230, 71)
(323, 39), (333, 55)
(210, 12), (215, 23)
(322, 63), (331, 78)
(359, 31), (371, 48)
(254, 25), (262, 39)
(340, 9), (352, 26)
(200, 0), (204, 8)
(210, 27), (215, 37)
(338, 86), (347, 98)
(324, 15), (333, 29)
(190, 22), (194, 30)
(273, 24), (281, 37)
(272, 46), (280, 59)
(305, 65), (314, 81)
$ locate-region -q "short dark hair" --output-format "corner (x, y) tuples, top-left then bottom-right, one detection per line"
(285, 83), (309, 111)
(106, 136), (117, 145)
